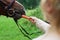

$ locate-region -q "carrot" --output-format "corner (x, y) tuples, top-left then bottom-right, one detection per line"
(22, 15), (34, 23)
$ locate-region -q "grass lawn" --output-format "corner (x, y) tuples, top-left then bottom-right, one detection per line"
(0, 8), (44, 40)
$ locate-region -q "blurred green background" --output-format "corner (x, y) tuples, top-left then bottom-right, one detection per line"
(0, 0), (44, 40)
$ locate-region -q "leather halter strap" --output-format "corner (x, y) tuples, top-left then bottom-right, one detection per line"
(0, 0), (15, 10)
(6, 0), (15, 9)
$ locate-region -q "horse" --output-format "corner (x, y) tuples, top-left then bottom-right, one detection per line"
(0, 0), (26, 22)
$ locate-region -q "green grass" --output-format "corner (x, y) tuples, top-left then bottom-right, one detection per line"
(0, 7), (44, 40)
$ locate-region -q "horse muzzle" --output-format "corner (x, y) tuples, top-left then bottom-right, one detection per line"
(6, 8), (26, 22)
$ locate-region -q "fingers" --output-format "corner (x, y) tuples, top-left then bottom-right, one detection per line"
(30, 16), (38, 22)
(29, 18), (35, 23)
(30, 16), (38, 20)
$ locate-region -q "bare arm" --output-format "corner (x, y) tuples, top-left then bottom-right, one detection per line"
(30, 17), (51, 32)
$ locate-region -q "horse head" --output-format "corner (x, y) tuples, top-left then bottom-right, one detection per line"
(0, 0), (25, 22)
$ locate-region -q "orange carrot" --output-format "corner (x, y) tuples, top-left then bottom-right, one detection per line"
(22, 15), (34, 23)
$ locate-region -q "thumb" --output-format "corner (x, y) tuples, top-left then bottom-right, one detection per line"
(30, 16), (38, 23)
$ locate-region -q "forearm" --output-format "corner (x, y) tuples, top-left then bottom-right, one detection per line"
(35, 18), (50, 32)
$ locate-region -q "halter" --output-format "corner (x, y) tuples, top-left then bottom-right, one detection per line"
(0, 0), (15, 16)
(0, 0), (15, 10)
